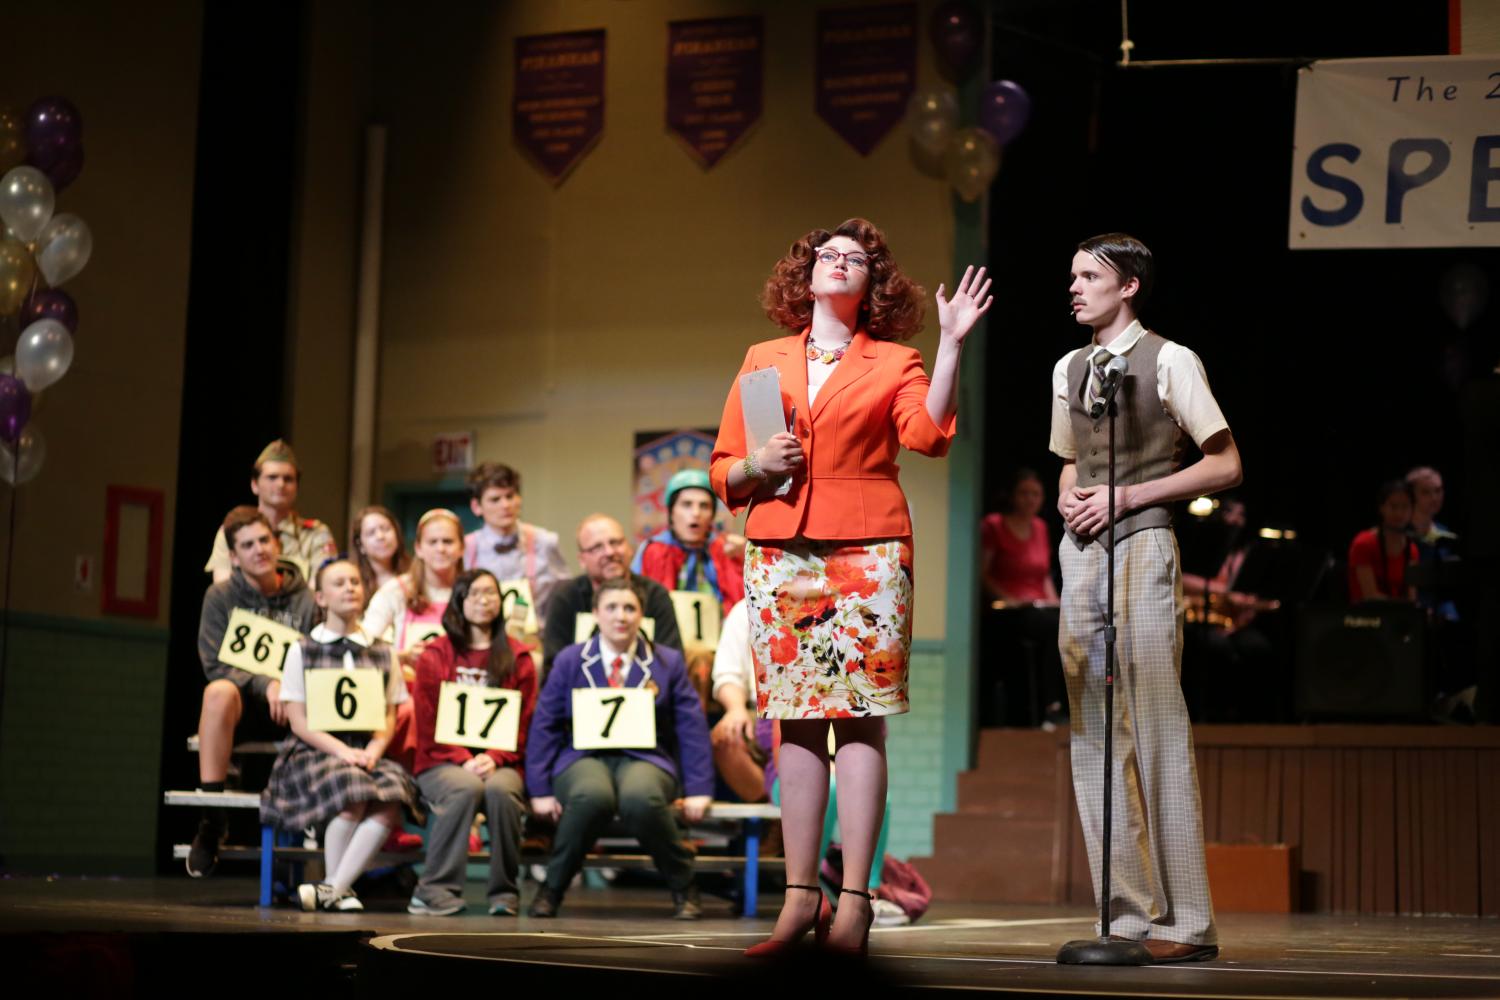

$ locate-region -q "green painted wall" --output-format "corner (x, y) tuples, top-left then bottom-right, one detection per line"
(0, 615), (170, 873)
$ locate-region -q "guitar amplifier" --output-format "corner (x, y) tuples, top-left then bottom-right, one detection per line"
(1294, 603), (1427, 720)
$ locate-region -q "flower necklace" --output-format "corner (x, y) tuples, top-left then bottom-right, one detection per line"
(806, 339), (850, 364)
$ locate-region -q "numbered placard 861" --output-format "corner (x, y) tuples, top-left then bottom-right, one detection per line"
(217, 608), (303, 678)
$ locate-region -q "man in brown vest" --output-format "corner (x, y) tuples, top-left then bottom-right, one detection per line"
(1051, 233), (1241, 963)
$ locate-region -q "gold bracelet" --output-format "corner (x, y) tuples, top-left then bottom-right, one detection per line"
(742, 450), (765, 480)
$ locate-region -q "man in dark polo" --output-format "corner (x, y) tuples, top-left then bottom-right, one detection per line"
(541, 513), (682, 673)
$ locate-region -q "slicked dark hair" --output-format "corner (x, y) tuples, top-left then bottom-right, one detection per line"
(1078, 233), (1153, 311)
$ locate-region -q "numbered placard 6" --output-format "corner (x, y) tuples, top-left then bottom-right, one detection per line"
(670, 591), (721, 648)
(306, 669), (387, 732)
(570, 687), (657, 750)
(401, 622), (445, 652)
(499, 578), (539, 635)
(434, 681), (520, 752)
(218, 608), (303, 678)
(572, 612), (656, 644)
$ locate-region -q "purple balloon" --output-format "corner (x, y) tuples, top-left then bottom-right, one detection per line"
(978, 80), (1032, 146)
(30, 143), (84, 192)
(24, 97), (82, 157)
(930, 1), (981, 76)
(21, 288), (78, 333)
(0, 375), (32, 444)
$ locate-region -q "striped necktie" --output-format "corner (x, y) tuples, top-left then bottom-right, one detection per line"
(608, 655), (625, 688)
(1086, 347), (1111, 413)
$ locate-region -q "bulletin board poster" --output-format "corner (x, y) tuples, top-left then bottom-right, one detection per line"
(1289, 55), (1500, 249)
(514, 28), (606, 181)
(633, 429), (724, 544)
(815, 3), (917, 156)
(666, 16), (764, 168)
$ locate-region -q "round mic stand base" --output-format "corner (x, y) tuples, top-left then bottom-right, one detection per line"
(1056, 936), (1153, 965)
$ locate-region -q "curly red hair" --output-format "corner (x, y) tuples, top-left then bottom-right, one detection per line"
(760, 218), (925, 342)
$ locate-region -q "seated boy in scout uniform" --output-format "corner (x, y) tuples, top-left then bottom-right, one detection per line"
(188, 506), (319, 878)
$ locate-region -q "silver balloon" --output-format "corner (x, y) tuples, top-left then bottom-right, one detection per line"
(16, 317), (73, 391)
(35, 212), (91, 286)
(906, 88), (959, 158)
(0, 424), (45, 485)
(0, 165), (54, 243)
(944, 128), (1000, 203)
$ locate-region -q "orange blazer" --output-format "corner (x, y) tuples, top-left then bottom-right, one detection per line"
(710, 328), (957, 542)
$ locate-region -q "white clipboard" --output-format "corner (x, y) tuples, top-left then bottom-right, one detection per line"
(739, 367), (792, 497)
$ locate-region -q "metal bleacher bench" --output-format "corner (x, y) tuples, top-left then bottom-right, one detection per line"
(166, 736), (783, 913)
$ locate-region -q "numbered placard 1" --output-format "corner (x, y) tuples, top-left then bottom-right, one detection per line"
(433, 681), (520, 752)
(306, 669), (387, 732)
(401, 621), (445, 652)
(571, 687), (657, 750)
(671, 591), (721, 648)
(218, 608), (304, 678)
(573, 613), (656, 644)
(498, 578), (539, 635)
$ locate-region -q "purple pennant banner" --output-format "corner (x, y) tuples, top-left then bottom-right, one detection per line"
(815, 3), (917, 156)
(666, 16), (764, 168)
(513, 29), (606, 181)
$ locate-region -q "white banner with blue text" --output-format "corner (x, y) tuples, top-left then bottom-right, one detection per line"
(1289, 55), (1500, 249)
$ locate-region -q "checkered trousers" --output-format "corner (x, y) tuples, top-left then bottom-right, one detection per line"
(1057, 527), (1217, 946)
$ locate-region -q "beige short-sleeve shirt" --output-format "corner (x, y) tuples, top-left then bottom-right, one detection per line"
(1048, 320), (1230, 460)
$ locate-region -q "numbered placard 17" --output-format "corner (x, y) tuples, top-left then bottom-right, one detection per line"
(305, 669), (387, 732)
(433, 681), (520, 752)
(573, 612), (656, 644)
(571, 687), (657, 750)
(218, 608), (304, 678)
(499, 578), (539, 636)
(670, 591), (721, 648)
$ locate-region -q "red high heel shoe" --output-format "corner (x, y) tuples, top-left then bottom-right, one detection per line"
(824, 887), (875, 957)
(743, 884), (832, 957)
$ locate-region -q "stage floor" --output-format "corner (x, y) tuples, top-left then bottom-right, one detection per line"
(3, 876), (1497, 998)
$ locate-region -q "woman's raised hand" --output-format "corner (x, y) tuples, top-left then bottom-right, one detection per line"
(935, 264), (994, 345)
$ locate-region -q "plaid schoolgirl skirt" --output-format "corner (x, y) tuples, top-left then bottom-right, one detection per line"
(744, 538), (914, 719)
(261, 738), (422, 832)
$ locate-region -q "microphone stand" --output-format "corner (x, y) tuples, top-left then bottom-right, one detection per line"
(1058, 387), (1152, 966)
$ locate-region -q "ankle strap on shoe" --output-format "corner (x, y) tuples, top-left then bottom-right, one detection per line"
(785, 883), (822, 892)
(839, 887), (874, 900)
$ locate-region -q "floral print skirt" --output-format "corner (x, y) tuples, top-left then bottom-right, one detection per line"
(745, 538), (914, 719)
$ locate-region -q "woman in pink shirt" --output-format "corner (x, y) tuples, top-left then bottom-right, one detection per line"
(981, 468), (1059, 606)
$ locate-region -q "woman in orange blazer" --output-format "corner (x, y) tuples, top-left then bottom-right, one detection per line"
(712, 218), (989, 956)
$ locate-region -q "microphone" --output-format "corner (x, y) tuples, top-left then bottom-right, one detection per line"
(1089, 354), (1128, 419)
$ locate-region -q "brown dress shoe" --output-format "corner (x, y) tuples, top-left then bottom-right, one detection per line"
(1143, 939), (1219, 963)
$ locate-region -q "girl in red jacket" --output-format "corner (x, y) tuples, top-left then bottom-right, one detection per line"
(408, 569), (538, 916)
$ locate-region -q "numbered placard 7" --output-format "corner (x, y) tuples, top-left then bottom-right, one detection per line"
(670, 591), (721, 648)
(306, 669), (387, 732)
(434, 681), (520, 752)
(218, 608), (303, 678)
(570, 687), (656, 750)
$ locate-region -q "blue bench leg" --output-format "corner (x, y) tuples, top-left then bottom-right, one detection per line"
(259, 824), (274, 907)
(744, 817), (760, 918)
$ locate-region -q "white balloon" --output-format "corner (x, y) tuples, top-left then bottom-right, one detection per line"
(16, 318), (73, 391)
(35, 212), (91, 286)
(0, 166), (54, 244)
(906, 89), (959, 157)
(0, 424), (45, 485)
